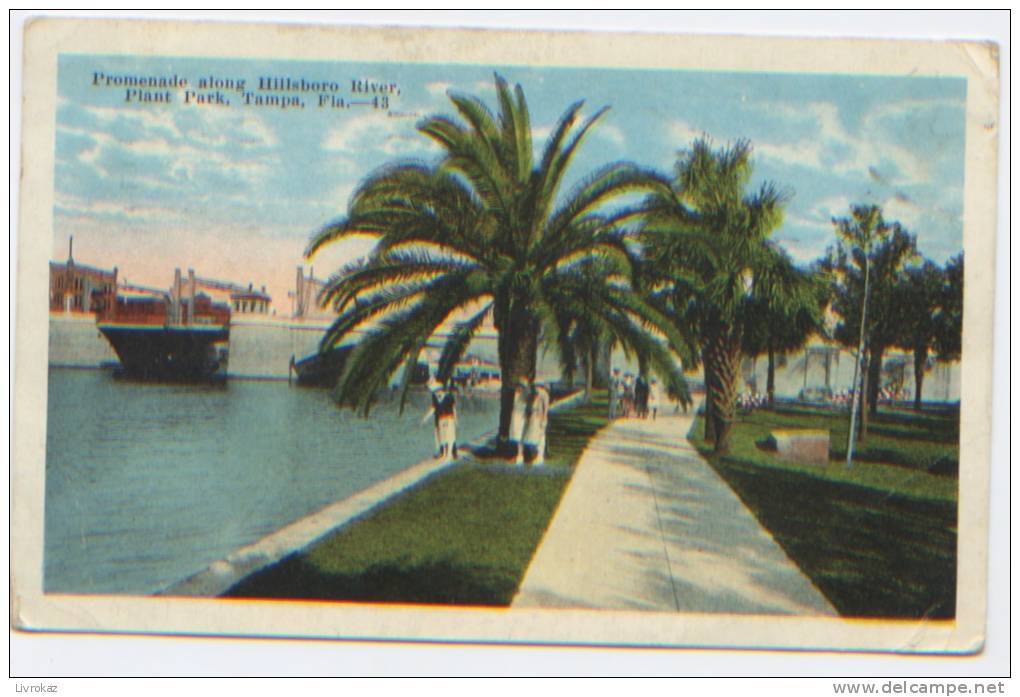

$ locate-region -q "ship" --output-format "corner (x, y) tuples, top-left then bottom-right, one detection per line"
(95, 268), (265, 382)
(289, 345), (353, 388)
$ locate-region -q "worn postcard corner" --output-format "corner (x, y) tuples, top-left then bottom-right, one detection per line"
(12, 15), (999, 655)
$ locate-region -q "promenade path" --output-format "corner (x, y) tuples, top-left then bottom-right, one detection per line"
(513, 412), (837, 616)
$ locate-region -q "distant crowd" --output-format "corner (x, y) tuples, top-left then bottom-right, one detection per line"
(608, 369), (663, 420)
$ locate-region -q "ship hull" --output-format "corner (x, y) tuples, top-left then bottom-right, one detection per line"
(291, 346), (352, 388)
(98, 324), (229, 381)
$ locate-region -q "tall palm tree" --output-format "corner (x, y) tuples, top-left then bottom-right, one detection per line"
(823, 205), (916, 436)
(307, 75), (694, 438)
(638, 137), (787, 453)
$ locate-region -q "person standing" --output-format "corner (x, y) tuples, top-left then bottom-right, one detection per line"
(622, 373), (635, 418)
(524, 382), (550, 466)
(648, 377), (661, 420)
(509, 381), (529, 465)
(608, 368), (621, 418)
(434, 384), (458, 462)
(422, 378), (457, 461)
(422, 375), (443, 457)
(635, 375), (649, 419)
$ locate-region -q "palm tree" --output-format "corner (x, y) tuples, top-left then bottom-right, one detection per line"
(824, 205), (916, 436)
(740, 250), (827, 408)
(306, 75), (694, 439)
(552, 254), (695, 407)
(638, 137), (787, 453)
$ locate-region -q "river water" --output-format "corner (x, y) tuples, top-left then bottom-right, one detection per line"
(44, 368), (501, 595)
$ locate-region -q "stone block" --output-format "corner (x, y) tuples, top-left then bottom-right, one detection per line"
(769, 429), (830, 466)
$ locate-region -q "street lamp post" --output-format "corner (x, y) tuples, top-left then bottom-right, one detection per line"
(845, 250), (871, 468)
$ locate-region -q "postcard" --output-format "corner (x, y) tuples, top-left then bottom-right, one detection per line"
(11, 16), (1000, 655)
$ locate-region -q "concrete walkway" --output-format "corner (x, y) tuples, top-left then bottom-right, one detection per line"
(513, 413), (837, 616)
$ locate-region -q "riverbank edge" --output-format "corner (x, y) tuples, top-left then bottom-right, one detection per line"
(158, 389), (587, 598)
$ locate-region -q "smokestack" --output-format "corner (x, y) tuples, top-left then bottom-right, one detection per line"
(173, 268), (182, 324)
(68, 235), (74, 262)
(110, 267), (118, 320)
(187, 269), (196, 325)
(295, 266), (304, 317)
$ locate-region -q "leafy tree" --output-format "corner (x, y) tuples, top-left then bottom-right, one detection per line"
(935, 252), (964, 362)
(740, 251), (828, 408)
(638, 137), (787, 453)
(823, 205), (916, 436)
(895, 260), (943, 410)
(306, 75), (693, 438)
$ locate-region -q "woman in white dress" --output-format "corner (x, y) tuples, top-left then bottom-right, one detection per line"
(524, 383), (550, 466)
(509, 381), (529, 465)
(648, 377), (661, 420)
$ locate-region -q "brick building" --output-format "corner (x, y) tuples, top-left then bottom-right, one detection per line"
(49, 238), (117, 314)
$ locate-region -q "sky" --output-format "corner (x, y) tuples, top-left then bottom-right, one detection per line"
(53, 54), (967, 312)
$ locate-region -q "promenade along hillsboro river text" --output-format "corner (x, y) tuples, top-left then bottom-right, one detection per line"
(91, 72), (402, 111)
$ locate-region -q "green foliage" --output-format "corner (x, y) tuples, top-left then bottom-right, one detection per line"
(306, 75), (692, 419)
(895, 260), (944, 352)
(740, 247), (828, 359)
(823, 204), (918, 353)
(690, 404), (958, 618)
(638, 137), (790, 450)
(934, 253), (964, 361)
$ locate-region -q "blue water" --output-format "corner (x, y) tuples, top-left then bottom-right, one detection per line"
(44, 368), (500, 595)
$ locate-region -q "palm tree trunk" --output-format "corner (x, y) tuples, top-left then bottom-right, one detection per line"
(766, 341), (776, 409)
(584, 345), (594, 403)
(497, 309), (539, 443)
(704, 327), (740, 454)
(593, 337), (611, 390)
(913, 345), (927, 411)
(701, 345), (716, 442)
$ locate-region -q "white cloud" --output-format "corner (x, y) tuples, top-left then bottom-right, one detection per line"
(175, 108), (278, 150)
(755, 140), (823, 170)
(380, 134), (439, 157)
(744, 99), (939, 186)
(782, 101), (932, 185)
(595, 123), (625, 147)
(61, 104), (277, 190)
(323, 113), (431, 155)
(811, 195), (854, 222)
(666, 119), (714, 148)
(55, 192), (185, 223)
(425, 81), (453, 96)
(80, 103), (182, 141)
(867, 96), (965, 124)
(235, 115), (278, 149)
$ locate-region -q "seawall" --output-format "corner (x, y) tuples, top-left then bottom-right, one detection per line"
(48, 313), (118, 367)
(159, 389), (586, 598)
(48, 313), (960, 402)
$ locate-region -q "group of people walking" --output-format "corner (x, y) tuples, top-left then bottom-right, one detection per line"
(608, 368), (661, 420)
(422, 376), (551, 466)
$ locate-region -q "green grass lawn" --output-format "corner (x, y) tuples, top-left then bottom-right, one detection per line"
(691, 403), (958, 619)
(224, 393), (608, 606)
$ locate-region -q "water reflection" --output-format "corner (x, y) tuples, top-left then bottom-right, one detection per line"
(44, 368), (500, 595)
